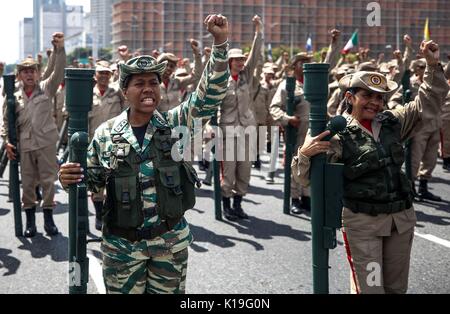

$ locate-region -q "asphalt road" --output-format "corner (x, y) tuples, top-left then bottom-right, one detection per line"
(0, 152), (449, 294)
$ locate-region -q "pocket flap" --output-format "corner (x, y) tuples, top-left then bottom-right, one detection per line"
(158, 165), (181, 188)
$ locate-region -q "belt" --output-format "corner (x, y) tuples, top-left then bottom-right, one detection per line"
(343, 198), (412, 216)
(104, 218), (180, 243)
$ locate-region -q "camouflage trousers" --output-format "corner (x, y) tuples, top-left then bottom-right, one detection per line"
(101, 238), (188, 294)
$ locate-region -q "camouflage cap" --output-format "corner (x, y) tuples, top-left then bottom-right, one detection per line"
(16, 57), (39, 72)
(339, 71), (398, 94)
(119, 55), (167, 89)
(157, 52), (179, 64)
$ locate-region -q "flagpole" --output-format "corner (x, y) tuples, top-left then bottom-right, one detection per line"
(396, 2), (400, 50)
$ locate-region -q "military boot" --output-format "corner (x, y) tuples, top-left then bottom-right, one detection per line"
(301, 196), (311, 212)
(253, 155), (261, 170)
(418, 179), (442, 202)
(266, 141), (272, 153)
(443, 158), (450, 171)
(233, 195), (249, 219)
(290, 198), (303, 215)
(203, 161), (213, 186)
(223, 197), (238, 221)
(93, 201), (103, 231)
(265, 171), (275, 184)
(43, 208), (59, 236)
(24, 207), (37, 238)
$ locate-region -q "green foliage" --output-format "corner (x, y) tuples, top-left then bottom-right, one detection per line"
(67, 47), (113, 64)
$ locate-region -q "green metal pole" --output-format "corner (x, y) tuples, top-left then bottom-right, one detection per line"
(65, 68), (94, 294)
(211, 114), (222, 221)
(303, 63), (330, 294)
(4, 75), (23, 237)
(283, 77), (296, 214)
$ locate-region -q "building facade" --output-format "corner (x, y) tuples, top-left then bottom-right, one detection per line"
(91, 0), (114, 49)
(19, 18), (34, 60)
(111, 0), (450, 59)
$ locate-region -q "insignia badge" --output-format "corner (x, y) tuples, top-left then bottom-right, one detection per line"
(136, 58), (150, 69)
(114, 120), (128, 133)
(370, 75), (382, 86)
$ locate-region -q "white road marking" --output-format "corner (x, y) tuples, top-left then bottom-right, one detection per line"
(414, 232), (450, 249)
(87, 254), (106, 294)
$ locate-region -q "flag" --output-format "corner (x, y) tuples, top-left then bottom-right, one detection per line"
(267, 43), (273, 62)
(424, 18), (430, 41)
(306, 35), (313, 53)
(341, 30), (359, 54)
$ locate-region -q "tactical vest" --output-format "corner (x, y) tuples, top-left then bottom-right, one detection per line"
(338, 112), (413, 216)
(103, 125), (201, 237)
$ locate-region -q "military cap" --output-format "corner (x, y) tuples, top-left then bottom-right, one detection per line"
(119, 55), (167, 89)
(339, 71), (398, 94)
(357, 61), (378, 72)
(157, 52), (179, 64)
(289, 52), (313, 66)
(410, 58), (426, 72)
(16, 57), (39, 72)
(228, 48), (247, 59)
(95, 60), (113, 73)
(379, 62), (391, 74)
(262, 67), (275, 75)
(175, 68), (189, 77)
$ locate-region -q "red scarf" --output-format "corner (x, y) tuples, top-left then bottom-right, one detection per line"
(360, 119), (373, 133)
(25, 90), (33, 98)
(232, 74), (239, 82)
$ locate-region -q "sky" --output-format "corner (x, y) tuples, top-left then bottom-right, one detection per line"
(0, 0), (91, 64)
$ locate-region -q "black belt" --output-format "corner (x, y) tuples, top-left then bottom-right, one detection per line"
(104, 218), (180, 243)
(343, 198), (412, 216)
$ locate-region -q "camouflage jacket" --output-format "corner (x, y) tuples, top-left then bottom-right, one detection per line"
(85, 42), (229, 253)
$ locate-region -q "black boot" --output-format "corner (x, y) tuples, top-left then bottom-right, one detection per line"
(198, 159), (206, 171)
(233, 195), (249, 219)
(301, 196), (311, 212)
(223, 197), (238, 221)
(443, 158), (450, 171)
(265, 171), (275, 184)
(24, 207), (37, 238)
(253, 155), (261, 170)
(418, 179), (442, 202)
(267, 141), (272, 153)
(203, 161), (213, 186)
(93, 201), (103, 231)
(43, 208), (59, 236)
(290, 198), (303, 215)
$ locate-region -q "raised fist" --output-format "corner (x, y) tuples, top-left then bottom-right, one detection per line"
(204, 14), (229, 45)
(420, 40), (440, 66)
(52, 32), (65, 50)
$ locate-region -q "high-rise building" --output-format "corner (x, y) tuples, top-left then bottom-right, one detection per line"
(19, 18), (34, 60)
(91, 0), (114, 49)
(30, 0), (85, 56)
(111, 0), (450, 59)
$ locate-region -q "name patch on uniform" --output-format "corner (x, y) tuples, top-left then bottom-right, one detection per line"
(114, 120), (128, 133)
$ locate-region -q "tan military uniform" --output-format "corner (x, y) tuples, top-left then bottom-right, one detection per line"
(158, 52), (203, 113)
(2, 47), (66, 209)
(270, 79), (310, 199)
(441, 90), (450, 158)
(292, 64), (449, 294)
(405, 74), (442, 181)
(89, 83), (127, 202)
(53, 84), (66, 132)
(219, 32), (262, 198)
